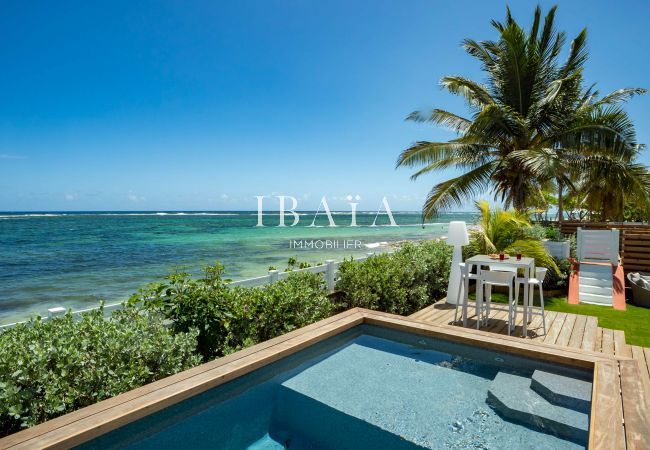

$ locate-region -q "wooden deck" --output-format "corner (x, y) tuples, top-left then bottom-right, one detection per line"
(411, 300), (650, 448)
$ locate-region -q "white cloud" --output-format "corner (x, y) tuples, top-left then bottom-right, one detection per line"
(221, 194), (229, 199)
(0, 154), (26, 160)
(127, 193), (146, 202)
(64, 193), (77, 201)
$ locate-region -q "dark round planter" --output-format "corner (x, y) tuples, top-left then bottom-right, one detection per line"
(627, 272), (650, 308)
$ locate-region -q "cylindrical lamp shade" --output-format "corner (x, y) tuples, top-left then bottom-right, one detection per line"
(446, 221), (469, 246)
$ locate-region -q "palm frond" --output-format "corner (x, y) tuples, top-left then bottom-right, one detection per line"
(439, 76), (495, 107)
(396, 141), (490, 169)
(594, 88), (647, 106)
(421, 162), (495, 219)
(504, 240), (560, 274)
(406, 109), (471, 134)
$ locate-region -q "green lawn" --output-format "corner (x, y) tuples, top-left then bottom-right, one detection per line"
(469, 292), (650, 347)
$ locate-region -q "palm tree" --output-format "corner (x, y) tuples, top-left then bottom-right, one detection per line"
(466, 201), (559, 273)
(397, 5), (647, 220)
(513, 92), (650, 222)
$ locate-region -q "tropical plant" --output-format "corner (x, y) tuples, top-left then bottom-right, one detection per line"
(465, 201), (559, 273)
(396, 5), (647, 220)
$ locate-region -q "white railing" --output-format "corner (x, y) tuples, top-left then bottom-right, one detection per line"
(0, 252), (383, 332)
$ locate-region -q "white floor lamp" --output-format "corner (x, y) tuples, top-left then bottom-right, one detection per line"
(446, 221), (469, 305)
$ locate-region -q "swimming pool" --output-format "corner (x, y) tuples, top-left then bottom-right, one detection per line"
(77, 324), (592, 449)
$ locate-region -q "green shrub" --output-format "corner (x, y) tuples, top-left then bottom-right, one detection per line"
(544, 258), (571, 291)
(0, 307), (200, 437)
(525, 224), (548, 241)
(335, 240), (452, 315)
(136, 266), (333, 360)
(133, 264), (233, 362)
(224, 272), (333, 353)
(544, 226), (564, 241)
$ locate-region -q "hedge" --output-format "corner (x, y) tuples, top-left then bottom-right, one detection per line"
(0, 307), (200, 437)
(135, 265), (334, 360)
(335, 240), (452, 315)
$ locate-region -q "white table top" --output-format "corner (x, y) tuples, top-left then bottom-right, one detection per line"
(465, 254), (535, 267)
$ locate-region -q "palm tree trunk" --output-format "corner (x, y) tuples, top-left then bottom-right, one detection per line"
(557, 179), (564, 223)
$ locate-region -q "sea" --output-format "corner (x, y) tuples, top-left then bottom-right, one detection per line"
(0, 211), (477, 324)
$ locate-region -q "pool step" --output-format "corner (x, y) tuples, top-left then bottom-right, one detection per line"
(531, 370), (592, 413)
(487, 372), (589, 443)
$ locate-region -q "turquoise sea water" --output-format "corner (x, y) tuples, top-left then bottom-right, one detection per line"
(0, 211), (476, 324)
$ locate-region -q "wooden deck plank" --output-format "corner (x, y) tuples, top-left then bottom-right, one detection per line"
(630, 346), (650, 408)
(433, 306), (459, 327)
(364, 310), (618, 367)
(419, 303), (453, 321)
(475, 306), (504, 332)
(411, 302), (453, 323)
(595, 327), (604, 353)
(568, 314), (587, 349)
(555, 313), (577, 347)
(535, 310), (558, 340)
(525, 308), (545, 340)
(542, 312), (567, 345)
(487, 308), (512, 335)
(409, 305), (436, 320)
(601, 328), (615, 355)
(613, 330), (632, 358)
(417, 307), (445, 322)
(589, 361), (625, 450)
(581, 316), (599, 351)
(619, 360), (650, 450)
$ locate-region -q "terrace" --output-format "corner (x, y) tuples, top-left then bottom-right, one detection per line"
(1, 308), (647, 449)
(2, 219), (650, 449)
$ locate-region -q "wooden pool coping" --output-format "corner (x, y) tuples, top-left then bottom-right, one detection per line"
(0, 308), (646, 450)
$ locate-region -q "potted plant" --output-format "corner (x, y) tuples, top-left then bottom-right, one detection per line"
(542, 226), (570, 259)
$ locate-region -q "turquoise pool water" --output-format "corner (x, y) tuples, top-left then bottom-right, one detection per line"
(79, 326), (592, 449)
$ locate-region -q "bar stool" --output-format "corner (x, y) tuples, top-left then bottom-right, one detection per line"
(515, 267), (548, 335)
(479, 270), (517, 335)
(453, 262), (481, 324)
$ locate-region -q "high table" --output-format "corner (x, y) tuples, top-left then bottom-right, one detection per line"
(461, 255), (535, 336)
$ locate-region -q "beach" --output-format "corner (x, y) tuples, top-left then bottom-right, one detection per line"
(0, 211), (477, 323)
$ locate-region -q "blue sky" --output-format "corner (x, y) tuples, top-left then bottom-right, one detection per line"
(0, 0), (648, 211)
